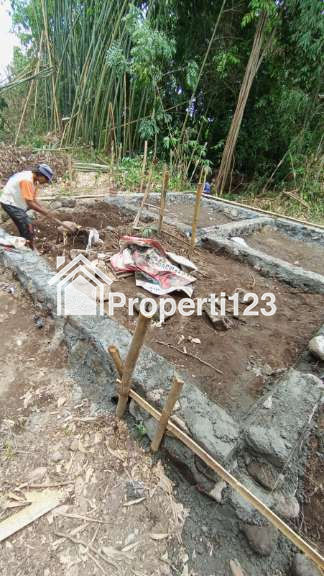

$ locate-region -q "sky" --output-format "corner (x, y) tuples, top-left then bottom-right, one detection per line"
(0, 0), (19, 82)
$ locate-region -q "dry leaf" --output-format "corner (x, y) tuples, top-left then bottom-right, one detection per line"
(57, 397), (66, 408)
(230, 559), (245, 576)
(123, 497), (146, 507)
(188, 336), (201, 344)
(102, 545), (134, 562)
(93, 432), (103, 445)
(150, 533), (168, 541)
(121, 541), (139, 553)
(85, 467), (93, 483)
(106, 445), (127, 460)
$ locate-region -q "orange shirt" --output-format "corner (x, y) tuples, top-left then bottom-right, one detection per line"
(1, 171), (36, 209)
(19, 180), (36, 201)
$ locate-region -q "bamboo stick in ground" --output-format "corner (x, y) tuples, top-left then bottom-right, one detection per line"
(139, 140), (148, 194)
(115, 312), (152, 418)
(68, 154), (73, 185)
(107, 346), (324, 569)
(108, 345), (123, 377)
(190, 181), (204, 254)
(128, 388), (324, 570)
(158, 167), (169, 234)
(151, 375), (184, 452)
(132, 169), (153, 229)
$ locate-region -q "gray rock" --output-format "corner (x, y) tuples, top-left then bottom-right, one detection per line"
(61, 198), (76, 208)
(245, 425), (289, 467)
(51, 200), (62, 210)
(126, 479), (145, 500)
(247, 460), (280, 490)
(291, 553), (322, 576)
(50, 450), (64, 463)
(243, 523), (278, 557)
(309, 336), (324, 361)
(245, 370), (322, 474)
(208, 480), (227, 503)
(70, 438), (79, 451)
(28, 466), (47, 482)
(273, 493), (300, 519)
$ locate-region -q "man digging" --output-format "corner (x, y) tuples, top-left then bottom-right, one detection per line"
(0, 163), (73, 250)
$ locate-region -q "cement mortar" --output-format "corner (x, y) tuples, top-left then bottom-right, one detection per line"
(202, 235), (324, 293)
(244, 369), (323, 470)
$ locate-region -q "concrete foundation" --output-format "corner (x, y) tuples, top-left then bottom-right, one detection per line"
(1, 192), (323, 572)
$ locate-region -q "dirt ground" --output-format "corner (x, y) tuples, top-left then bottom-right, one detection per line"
(0, 270), (188, 576)
(15, 202), (324, 417)
(247, 226), (324, 277)
(300, 409), (324, 552)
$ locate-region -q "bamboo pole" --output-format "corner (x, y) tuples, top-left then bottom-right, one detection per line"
(131, 387), (324, 569)
(151, 375), (184, 452)
(158, 167), (169, 234)
(115, 312), (152, 418)
(203, 194), (324, 231)
(108, 347), (324, 569)
(190, 182), (204, 254)
(108, 345), (123, 377)
(132, 169), (153, 229)
(68, 155), (73, 186)
(139, 140), (148, 195)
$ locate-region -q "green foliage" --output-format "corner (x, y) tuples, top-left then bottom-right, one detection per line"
(106, 42), (129, 76)
(214, 49), (240, 78)
(186, 61), (199, 89)
(0, 97), (8, 134)
(2, 0), (321, 209)
(126, 5), (175, 86)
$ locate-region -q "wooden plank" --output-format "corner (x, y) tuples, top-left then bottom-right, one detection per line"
(0, 489), (64, 543)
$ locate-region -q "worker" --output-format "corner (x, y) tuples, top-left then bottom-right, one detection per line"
(0, 163), (71, 250)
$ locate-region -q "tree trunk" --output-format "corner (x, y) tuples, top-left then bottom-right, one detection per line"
(215, 11), (268, 195)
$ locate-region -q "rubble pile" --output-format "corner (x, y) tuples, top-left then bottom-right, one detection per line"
(0, 143), (68, 184)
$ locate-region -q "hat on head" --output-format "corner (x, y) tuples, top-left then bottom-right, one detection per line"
(37, 163), (54, 182)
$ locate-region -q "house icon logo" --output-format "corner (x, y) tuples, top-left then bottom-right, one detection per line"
(48, 254), (113, 316)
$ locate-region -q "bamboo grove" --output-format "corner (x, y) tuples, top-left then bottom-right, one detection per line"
(2, 0), (323, 193)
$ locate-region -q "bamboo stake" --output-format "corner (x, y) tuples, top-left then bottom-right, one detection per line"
(151, 375), (184, 452)
(139, 140), (148, 195)
(190, 182), (204, 254)
(108, 345), (123, 377)
(158, 167), (169, 234)
(115, 312), (152, 418)
(132, 169), (153, 229)
(108, 348), (324, 569)
(68, 154), (73, 186)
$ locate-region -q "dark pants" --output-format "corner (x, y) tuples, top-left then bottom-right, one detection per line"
(1, 203), (34, 241)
